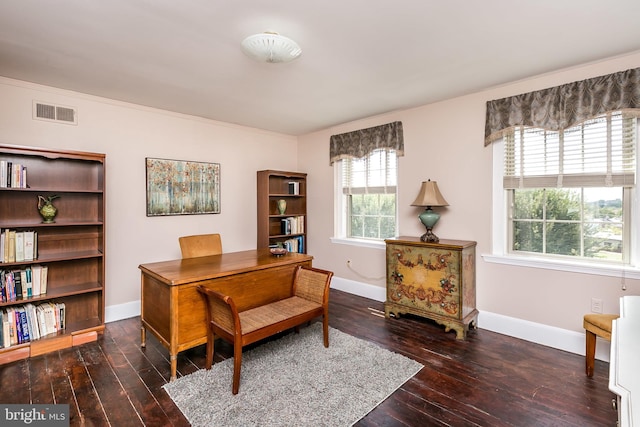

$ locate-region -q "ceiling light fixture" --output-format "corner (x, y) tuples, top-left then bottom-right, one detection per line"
(241, 31), (302, 64)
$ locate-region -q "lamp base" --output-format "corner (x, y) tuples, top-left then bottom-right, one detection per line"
(418, 208), (441, 243)
(420, 229), (440, 243)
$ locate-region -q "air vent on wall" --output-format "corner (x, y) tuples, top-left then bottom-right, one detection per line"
(33, 101), (78, 125)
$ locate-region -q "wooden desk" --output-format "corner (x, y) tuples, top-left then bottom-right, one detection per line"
(139, 248), (313, 380)
(609, 295), (640, 427)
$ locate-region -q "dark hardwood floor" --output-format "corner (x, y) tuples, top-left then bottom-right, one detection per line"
(0, 289), (617, 426)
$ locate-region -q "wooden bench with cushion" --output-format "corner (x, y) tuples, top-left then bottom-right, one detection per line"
(197, 265), (334, 394)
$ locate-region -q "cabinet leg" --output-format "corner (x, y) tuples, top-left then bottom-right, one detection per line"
(140, 326), (146, 348)
(468, 316), (479, 330)
(454, 327), (466, 340)
(385, 308), (400, 319)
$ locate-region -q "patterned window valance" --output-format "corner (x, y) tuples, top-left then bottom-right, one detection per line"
(330, 121), (404, 165)
(484, 67), (640, 146)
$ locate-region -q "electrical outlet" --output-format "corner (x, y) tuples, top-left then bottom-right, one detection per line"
(591, 298), (603, 313)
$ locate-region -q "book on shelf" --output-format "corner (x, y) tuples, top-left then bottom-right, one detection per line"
(1, 270), (16, 301)
(57, 302), (65, 330)
(0, 160), (5, 189)
(31, 265), (42, 297)
(23, 231), (35, 262)
(0, 266), (46, 302)
(11, 164), (20, 188)
(1, 314), (8, 348)
(0, 271), (6, 302)
(15, 231), (24, 262)
(280, 216), (305, 235)
(20, 270), (28, 299)
(36, 305), (46, 336)
(287, 181), (300, 195)
(13, 307), (22, 344)
(41, 304), (52, 335)
(1, 229), (6, 263)
(6, 308), (16, 346)
(40, 266), (48, 294)
(19, 308), (29, 343)
(7, 230), (15, 263)
(25, 267), (32, 297)
(24, 303), (39, 341)
(0, 301), (65, 348)
(0, 161), (27, 188)
(41, 303), (60, 335)
(1, 270), (12, 302)
(2, 229), (10, 263)
(1, 229), (38, 264)
(5, 162), (11, 188)
(33, 231), (38, 261)
(280, 218), (291, 235)
(12, 270), (22, 300)
(282, 235), (305, 254)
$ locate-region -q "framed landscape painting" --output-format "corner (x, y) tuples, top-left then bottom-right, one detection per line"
(146, 158), (220, 216)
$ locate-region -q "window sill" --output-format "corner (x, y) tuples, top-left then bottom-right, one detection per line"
(330, 237), (386, 250)
(482, 253), (640, 280)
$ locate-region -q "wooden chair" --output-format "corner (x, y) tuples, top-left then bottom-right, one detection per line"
(583, 313), (619, 377)
(179, 233), (222, 258)
(197, 265), (333, 394)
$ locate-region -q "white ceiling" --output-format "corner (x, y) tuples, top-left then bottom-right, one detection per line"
(2, 1), (640, 136)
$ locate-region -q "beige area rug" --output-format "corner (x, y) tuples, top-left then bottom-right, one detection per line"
(163, 322), (423, 426)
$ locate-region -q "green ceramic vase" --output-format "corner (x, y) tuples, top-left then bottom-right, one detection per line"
(38, 195), (59, 223)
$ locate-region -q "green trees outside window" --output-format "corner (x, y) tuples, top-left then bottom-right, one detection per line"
(512, 188), (623, 261)
(349, 193), (396, 239)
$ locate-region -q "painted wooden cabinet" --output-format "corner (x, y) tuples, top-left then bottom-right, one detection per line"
(384, 237), (478, 339)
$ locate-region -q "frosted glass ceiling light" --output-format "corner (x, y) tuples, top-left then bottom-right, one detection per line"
(241, 32), (302, 63)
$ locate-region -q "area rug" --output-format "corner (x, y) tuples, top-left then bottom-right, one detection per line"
(163, 323), (423, 426)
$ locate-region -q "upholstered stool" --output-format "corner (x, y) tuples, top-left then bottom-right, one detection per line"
(583, 313), (619, 377)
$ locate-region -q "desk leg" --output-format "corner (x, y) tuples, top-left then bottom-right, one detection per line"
(140, 325), (146, 348)
(170, 354), (177, 381)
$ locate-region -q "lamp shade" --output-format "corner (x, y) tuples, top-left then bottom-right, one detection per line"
(411, 180), (449, 207)
(241, 32), (302, 63)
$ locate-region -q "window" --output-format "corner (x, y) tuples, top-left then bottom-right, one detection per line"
(335, 149), (397, 240)
(502, 111), (636, 264)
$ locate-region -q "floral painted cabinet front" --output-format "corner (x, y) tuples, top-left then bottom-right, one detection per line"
(384, 237), (478, 339)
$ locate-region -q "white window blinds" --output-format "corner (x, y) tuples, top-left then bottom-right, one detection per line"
(342, 149), (397, 194)
(504, 111), (636, 189)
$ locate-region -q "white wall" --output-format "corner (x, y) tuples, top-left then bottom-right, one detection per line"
(0, 77), (299, 317)
(298, 51), (640, 357)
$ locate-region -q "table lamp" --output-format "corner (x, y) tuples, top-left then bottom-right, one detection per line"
(411, 180), (449, 243)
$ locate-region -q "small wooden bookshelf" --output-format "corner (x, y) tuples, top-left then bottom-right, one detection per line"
(257, 170), (307, 253)
(0, 144), (105, 364)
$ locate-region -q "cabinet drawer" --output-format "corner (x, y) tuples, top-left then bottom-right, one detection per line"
(386, 243), (462, 319)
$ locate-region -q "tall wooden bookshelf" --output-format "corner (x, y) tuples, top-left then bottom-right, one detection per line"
(257, 170), (307, 253)
(0, 144), (105, 364)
